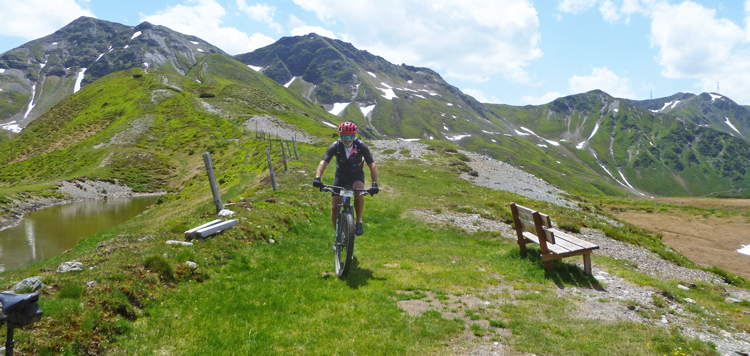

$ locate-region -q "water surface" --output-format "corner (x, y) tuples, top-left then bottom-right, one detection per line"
(0, 196), (159, 272)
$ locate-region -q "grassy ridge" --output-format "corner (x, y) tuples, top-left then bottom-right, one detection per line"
(2, 136), (746, 355)
(0, 65), (747, 355)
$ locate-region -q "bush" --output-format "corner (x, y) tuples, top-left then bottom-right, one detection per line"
(144, 255), (175, 282)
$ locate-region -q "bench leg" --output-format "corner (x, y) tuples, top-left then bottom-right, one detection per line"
(583, 254), (592, 275)
(518, 241), (528, 256)
(544, 260), (553, 271)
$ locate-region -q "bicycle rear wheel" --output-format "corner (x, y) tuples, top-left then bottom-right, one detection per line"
(335, 211), (355, 278)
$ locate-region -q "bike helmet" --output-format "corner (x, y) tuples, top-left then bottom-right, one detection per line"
(338, 121), (357, 135)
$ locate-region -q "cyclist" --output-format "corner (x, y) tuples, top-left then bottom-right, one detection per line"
(313, 121), (379, 235)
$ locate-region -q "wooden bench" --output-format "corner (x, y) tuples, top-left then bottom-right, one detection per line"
(510, 203), (599, 275)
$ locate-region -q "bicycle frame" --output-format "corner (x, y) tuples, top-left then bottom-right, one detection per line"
(319, 185), (370, 278)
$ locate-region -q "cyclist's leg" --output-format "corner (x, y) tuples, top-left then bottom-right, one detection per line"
(353, 180), (365, 220)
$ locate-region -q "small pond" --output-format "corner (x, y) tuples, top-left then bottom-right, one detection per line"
(0, 196), (160, 272)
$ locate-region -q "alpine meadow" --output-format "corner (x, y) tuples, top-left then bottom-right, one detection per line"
(0, 16), (748, 356)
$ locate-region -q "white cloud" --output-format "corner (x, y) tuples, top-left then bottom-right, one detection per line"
(557, 0), (650, 23)
(292, 0), (542, 84)
(236, 1), (283, 33)
(599, 0), (619, 23)
(645, 1), (750, 103)
(557, 0), (598, 14)
(288, 15), (337, 38)
(649, 1), (745, 79)
(141, 0), (274, 55)
(569, 66), (635, 98)
(0, 0), (94, 39)
(522, 92), (563, 105)
(462, 88), (500, 104)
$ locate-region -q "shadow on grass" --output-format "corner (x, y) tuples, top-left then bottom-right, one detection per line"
(346, 256), (386, 289)
(519, 249), (605, 291)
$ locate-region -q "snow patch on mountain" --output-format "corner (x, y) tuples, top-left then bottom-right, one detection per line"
(359, 104), (376, 117)
(1, 121), (21, 133)
(519, 127), (559, 147)
(247, 65), (262, 71)
(74, 68), (87, 93)
(284, 77), (295, 88)
(328, 102), (350, 115)
(24, 84), (37, 119)
(131, 31), (142, 40)
(378, 83), (397, 100)
(446, 134), (471, 141)
(577, 123), (600, 149)
(725, 117), (742, 136)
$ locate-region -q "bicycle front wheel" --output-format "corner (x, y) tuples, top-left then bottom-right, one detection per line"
(335, 211), (356, 278)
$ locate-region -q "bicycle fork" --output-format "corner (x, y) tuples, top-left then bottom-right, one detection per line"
(334, 198), (352, 250)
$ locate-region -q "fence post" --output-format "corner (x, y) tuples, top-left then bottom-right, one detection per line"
(292, 135), (299, 160)
(281, 140), (288, 172)
(266, 149), (277, 191)
(202, 152), (223, 213)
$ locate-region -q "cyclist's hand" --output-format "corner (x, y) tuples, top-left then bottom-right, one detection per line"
(312, 177), (324, 189)
(369, 182), (379, 195)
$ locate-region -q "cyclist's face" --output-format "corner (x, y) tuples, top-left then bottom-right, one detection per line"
(340, 135), (354, 146)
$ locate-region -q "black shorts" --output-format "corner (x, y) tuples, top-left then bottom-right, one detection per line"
(332, 170), (365, 196)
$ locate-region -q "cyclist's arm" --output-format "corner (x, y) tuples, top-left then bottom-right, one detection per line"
(368, 162), (378, 184)
(315, 160), (329, 179)
(316, 142), (338, 179)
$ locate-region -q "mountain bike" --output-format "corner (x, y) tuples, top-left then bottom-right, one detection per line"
(319, 184), (372, 278)
(0, 292), (43, 356)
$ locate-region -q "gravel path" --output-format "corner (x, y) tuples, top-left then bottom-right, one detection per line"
(243, 114), (319, 144)
(369, 140), (575, 208)
(369, 139), (750, 356)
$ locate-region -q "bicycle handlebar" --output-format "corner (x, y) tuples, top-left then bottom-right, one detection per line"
(319, 184), (373, 197)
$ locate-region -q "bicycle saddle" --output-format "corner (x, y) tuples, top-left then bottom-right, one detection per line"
(0, 292), (40, 315)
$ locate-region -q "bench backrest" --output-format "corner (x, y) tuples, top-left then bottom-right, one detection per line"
(510, 203), (555, 245)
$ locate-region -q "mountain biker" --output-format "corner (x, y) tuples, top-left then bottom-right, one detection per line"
(313, 121), (379, 235)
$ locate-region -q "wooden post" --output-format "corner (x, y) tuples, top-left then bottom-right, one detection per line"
(286, 139), (292, 158)
(266, 149), (277, 191)
(281, 140), (288, 171)
(292, 135), (299, 160)
(202, 153), (223, 213)
(255, 123), (258, 139)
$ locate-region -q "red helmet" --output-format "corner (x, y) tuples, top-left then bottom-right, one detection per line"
(338, 121), (357, 135)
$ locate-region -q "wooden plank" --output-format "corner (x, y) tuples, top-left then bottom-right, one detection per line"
(522, 232), (568, 255)
(549, 228), (599, 250)
(518, 217), (538, 235)
(514, 204), (551, 228)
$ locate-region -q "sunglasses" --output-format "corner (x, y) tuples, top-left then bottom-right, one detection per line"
(340, 135), (355, 140)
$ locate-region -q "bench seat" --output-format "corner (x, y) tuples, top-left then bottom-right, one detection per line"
(511, 203), (599, 275)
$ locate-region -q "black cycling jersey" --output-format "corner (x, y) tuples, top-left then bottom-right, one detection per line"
(322, 138), (374, 177)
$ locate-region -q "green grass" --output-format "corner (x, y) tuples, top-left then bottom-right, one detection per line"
(0, 65), (740, 355)
(0, 138), (734, 355)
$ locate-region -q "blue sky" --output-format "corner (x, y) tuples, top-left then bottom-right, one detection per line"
(0, 0), (748, 106)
